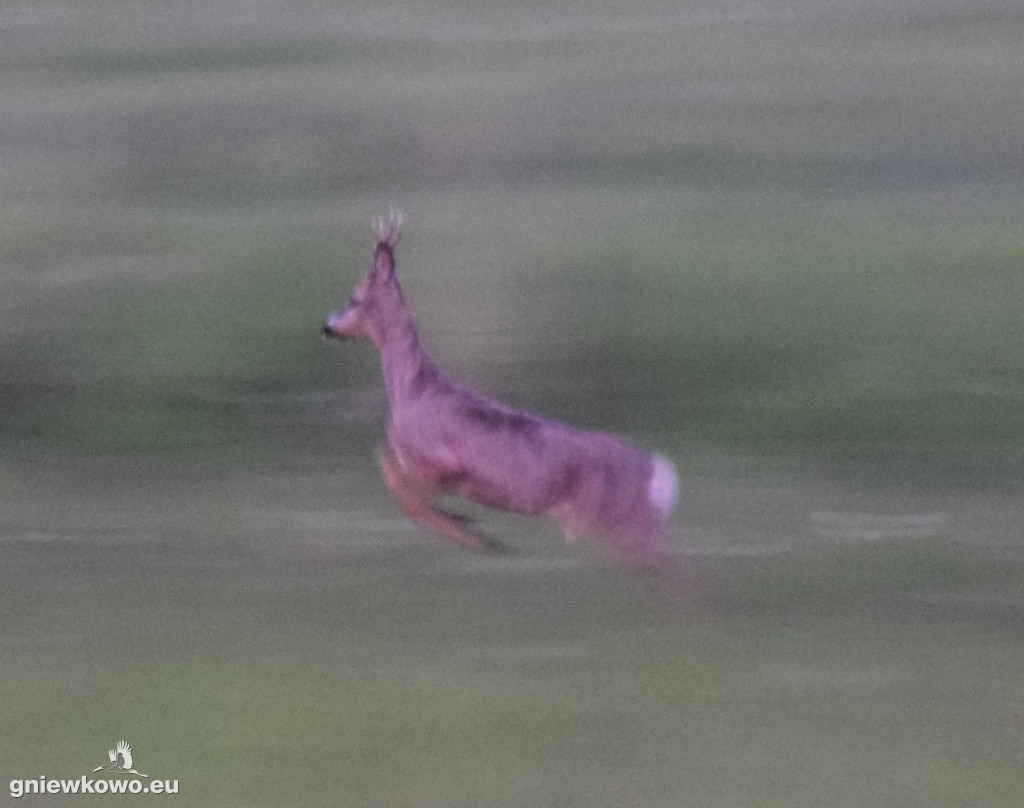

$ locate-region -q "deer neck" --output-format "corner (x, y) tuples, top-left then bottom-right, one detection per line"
(373, 305), (442, 406)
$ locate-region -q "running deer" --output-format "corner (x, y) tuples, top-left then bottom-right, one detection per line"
(322, 212), (679, 569)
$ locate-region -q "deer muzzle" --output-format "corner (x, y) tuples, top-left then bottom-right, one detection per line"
(322, 308), (357, 340)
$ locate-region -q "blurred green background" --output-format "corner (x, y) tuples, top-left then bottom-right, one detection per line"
(2, 1), (1023, 806)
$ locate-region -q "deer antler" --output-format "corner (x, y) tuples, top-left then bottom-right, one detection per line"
(372, 208), (402, 249)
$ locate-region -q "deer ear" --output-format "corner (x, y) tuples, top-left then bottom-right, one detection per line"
(371, 242), (396, 281)
(369, 209), (401, 282)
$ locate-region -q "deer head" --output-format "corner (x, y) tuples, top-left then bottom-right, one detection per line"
(322, 210), (404, 345)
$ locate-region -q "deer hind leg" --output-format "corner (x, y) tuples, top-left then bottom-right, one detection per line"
(376, 446), (504, 553)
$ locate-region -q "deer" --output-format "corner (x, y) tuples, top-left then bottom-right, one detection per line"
(322, 211), (681, 573)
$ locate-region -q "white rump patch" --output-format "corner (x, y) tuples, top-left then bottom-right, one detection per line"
(648, 454), (678, 517)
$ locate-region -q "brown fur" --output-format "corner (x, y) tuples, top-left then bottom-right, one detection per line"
(323, 212), (678, 565)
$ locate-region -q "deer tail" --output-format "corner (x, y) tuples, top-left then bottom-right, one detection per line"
(648, 454), (678, 519)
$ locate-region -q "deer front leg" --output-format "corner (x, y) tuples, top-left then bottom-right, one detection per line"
(376, 446), (504, 553)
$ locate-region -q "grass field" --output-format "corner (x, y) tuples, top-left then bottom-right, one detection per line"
(2, 1), (1024, 805)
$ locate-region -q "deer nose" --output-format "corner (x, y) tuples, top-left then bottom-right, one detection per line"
(322, 321), (347, 340)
